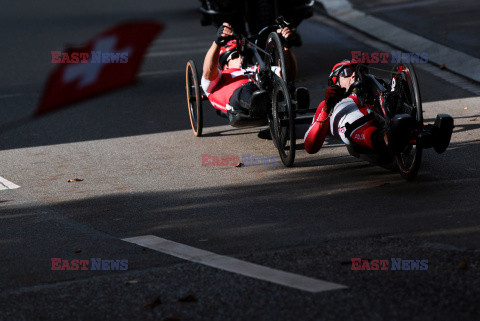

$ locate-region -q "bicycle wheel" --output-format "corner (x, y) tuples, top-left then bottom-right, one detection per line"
(271, 76), (295, 167)
(391, 63), (423, 181)
(185, 60), (203, 137)
(265, 32), (288, 84)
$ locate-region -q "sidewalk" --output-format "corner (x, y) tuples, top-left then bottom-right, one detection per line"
(315, 0), (480, 83)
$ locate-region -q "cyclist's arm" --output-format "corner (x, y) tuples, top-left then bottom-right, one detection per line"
(284, 48), (297, 81)
(201, 71), (221, 95)
(203, 42), (221, 81)
(277, 27), (298, 81)
(304, 101), (330, 154)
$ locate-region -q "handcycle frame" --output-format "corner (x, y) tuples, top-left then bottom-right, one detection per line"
(340, 62), (425, 180)
(185, 19), (313, 167)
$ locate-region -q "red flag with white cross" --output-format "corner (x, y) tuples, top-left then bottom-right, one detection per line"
(36, 21), (163, 116)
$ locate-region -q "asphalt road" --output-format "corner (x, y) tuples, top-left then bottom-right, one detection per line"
(1, 0), (479, 320)
(348, 0), (480, 59)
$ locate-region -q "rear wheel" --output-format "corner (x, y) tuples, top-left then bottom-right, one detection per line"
(185, 60), (203, 137)
(271, 76), (295, 167)
(391, 63), (423, 180)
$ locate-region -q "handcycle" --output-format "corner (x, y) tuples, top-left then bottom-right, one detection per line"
(341, 62), (454, 181)
(198, 0), (314, 36)
(185, 17), (307, 167)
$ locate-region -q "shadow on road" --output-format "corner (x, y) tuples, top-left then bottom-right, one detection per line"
(2, 134), (479, 250)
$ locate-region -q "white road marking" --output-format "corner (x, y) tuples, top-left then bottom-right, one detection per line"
(0, 176), (20, 190)
(123, 235), (348, 293)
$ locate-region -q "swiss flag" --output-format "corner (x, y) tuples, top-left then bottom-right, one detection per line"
(36, 21), (163, 116)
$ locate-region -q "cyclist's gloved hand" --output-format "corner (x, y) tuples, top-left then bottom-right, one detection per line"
(277, 27), (302, 48)
(215, 24), (234, 45)
(325, 85), (346, 113)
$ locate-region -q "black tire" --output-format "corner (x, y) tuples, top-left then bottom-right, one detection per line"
(271, 76), (295, 167)
(185, 60), (203, 137)
(391, 63), (423, 181)
(265, 32), (288, 84)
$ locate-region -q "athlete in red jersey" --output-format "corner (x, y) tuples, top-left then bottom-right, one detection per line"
(201, 22), (298, 126)
(304, 60), (415, 155)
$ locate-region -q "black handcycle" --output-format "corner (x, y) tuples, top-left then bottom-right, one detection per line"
(198, 0), (314, 36)
(185, 18), (304, 167)
(343, 63), (453, 180)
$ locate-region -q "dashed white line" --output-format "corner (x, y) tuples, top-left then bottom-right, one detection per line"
(0, 176), (20, 190)
(123, 235), (347, 293)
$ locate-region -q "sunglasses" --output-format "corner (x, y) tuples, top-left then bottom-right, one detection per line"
(339, 67), (355, 78)
(227, 52), (241, 62)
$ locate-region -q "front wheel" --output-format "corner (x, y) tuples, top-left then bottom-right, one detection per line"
(271, 76), (295, 167)
(265, 32), (288, 84)
(391, 63), (423, 181)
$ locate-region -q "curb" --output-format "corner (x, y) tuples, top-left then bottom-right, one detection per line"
(315, 0), (480, 83)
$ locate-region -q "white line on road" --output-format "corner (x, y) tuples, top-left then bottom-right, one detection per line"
(123, 235), (348, 293)
(0, 176), (20, 190)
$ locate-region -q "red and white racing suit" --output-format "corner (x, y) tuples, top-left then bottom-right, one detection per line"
(304, 94), (379, 154)
(201, 67), (256, 113)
